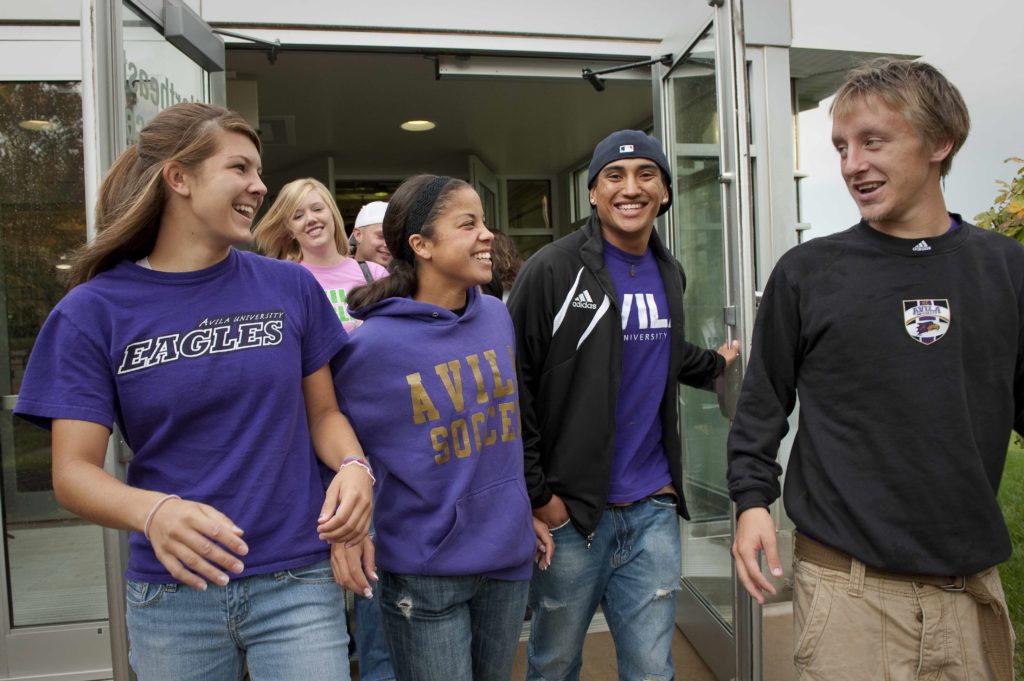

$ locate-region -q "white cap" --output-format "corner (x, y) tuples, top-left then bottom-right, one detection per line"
(354, 201), (388, 229)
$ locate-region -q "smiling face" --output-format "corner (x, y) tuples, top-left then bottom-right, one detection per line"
(832, 95), (951, 235)
(186, 129), (266, 247)
(354, 223), (392, 267)
(589, 158), (669, 254)
(286, 186), (338, 256)
(414, 186), (493, 295)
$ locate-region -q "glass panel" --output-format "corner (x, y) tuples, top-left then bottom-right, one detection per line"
(0, 81), (107, 626)
(333, 179), (400, 235)
(668, 26), (736, 631)
(506, 179), (551, 231)
(572, 166), (591, 223)
(509, 233), (552, 260)
(123, 2), (207, 145)
(477, 183), (497, 230)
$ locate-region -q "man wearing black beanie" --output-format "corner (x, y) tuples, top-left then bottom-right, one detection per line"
(508, 129), (740, 680)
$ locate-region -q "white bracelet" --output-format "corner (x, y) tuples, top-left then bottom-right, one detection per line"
(143, 494), (181, 542)
(339, 458), (375, 484)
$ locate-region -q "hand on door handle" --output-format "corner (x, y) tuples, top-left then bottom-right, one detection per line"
(715, 339), (742, 419)
(717, 339), (741, 369)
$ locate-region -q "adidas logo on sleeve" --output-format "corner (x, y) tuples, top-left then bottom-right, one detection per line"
(571, 290), (599, 310)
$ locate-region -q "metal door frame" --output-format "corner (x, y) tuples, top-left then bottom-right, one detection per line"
(651, 1), (759, 679)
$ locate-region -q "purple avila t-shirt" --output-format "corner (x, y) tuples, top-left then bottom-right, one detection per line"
(603, 241), (672, 503)
(334, 289), (536, 580)
(15, 249), (346, 582)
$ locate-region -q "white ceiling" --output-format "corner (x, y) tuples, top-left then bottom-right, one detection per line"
(226, 48), (655, 190)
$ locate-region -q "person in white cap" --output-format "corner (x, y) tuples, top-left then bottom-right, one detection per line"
(353, 201), (393, 269)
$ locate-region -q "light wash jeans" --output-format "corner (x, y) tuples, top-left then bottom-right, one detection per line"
(526, 494), (682, 681)
(377, 570), (530, 681)
(125, 559), (350, 681)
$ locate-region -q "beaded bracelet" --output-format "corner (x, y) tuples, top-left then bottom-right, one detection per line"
(338, 456), (375, 484)
(143, 493), (181, 541)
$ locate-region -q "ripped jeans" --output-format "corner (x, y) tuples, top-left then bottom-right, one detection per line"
(376, 571), (529, 681)
(527, 494), (682, 681)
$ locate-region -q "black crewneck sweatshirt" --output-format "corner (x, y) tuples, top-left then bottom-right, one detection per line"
(728, 216), (1024, 575)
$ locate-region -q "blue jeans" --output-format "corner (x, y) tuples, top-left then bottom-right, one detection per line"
(355, 593), (396, 681)
(377, 570), (530, 681)
(526, 494), (682, 681)
(125, 559), (350, 681)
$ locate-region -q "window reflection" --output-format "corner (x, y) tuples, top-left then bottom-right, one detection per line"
(0, 81), (105, 627)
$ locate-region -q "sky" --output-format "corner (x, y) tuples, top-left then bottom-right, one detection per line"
(792, 0), (1022, 237)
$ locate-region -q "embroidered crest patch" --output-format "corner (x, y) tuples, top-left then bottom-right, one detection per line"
(903, 299), (950, 345)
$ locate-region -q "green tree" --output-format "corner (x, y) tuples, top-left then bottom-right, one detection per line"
(975, 157), (1024, 242)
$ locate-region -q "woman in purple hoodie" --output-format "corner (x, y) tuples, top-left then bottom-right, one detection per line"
(331, 174), (553, 681)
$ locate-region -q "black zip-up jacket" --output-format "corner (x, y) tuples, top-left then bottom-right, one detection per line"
(507, 215), (724, 537)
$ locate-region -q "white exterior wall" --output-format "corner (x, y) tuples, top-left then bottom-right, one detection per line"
(196, 0), (750, 58)
(199, 1), (682, 39)
(791, 0), (1024, 235)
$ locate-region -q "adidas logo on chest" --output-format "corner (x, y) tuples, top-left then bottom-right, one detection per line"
(571, 290), (598, 310)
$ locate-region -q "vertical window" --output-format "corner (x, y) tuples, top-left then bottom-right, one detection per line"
(505, 179), (553, 258)
(0, 81), (107, 626)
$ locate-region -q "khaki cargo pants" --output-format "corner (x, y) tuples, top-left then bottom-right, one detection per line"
(792, 555), (1015, 681)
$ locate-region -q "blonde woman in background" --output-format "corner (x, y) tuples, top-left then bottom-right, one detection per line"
(255, 178), (396, 681)
(255, 178), (387, 331)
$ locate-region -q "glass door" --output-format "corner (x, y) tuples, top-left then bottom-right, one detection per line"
(469, 154), (499, 227)
(1, 2), (221, 678)
(653, 1), (756, 680)
(0, 79), (113, 681)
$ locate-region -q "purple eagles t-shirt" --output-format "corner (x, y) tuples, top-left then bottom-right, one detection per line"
(603, 241), (673, 503)
(15, 249), (347, 582)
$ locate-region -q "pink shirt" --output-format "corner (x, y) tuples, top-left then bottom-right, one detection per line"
(300, 258), (388, 332)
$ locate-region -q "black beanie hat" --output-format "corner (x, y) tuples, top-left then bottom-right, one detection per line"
(587, 130), (673, 216)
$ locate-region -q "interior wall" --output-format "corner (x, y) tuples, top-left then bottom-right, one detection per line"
(226, 48), (654, 237)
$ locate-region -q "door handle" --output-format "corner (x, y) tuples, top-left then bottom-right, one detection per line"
(717, 306), (742, 419)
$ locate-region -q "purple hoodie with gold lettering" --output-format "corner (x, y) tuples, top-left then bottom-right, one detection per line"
(332, 287), (535, 580)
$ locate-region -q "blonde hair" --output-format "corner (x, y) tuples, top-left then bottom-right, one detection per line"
(68, 103), (260, 287)
(253, 178), (347, 261)
(831, 58), (969, 178)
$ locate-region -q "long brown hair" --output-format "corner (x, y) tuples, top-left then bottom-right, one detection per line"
(490, 231), (523, 291)
(67, 103), (261, 287)
(253, 178), (347, 261)
(347, 174), (470, 311)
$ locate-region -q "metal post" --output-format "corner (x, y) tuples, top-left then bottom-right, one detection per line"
(83, 0), (133, 677)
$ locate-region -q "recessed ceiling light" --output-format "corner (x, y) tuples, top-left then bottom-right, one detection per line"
(400, 120), (436, 132)
(20, 119), (59, 132)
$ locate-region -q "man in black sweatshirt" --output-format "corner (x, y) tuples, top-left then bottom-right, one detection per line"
(727, 58), (1021, 681)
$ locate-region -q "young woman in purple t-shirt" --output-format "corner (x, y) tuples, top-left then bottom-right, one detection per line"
(15, 103), (372, 680)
